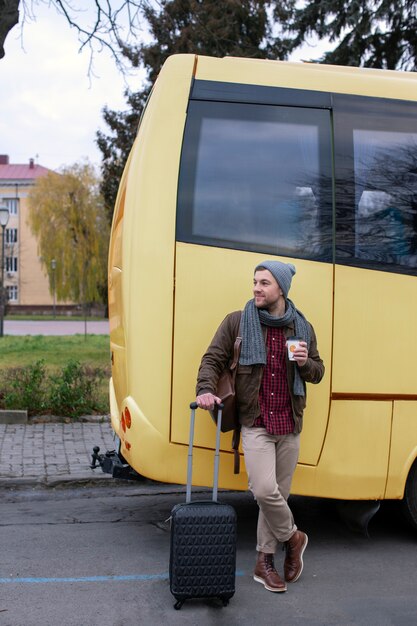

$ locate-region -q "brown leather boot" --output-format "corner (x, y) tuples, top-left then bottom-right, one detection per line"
(254, 552), (287, 592)
(284, 530), (308, 583)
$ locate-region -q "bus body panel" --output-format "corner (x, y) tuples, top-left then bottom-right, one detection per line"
(293, 401), (392, 499)
(109, 162), (131, 413)
(333, 266), (417, 394)
(113, 395), (248, 487)
(108, 55), (196, 462)
(385, 401), (417, 499)
(171, 243), (332, 467)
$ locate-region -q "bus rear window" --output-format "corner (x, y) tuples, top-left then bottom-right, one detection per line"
(177, 100), (333, 262)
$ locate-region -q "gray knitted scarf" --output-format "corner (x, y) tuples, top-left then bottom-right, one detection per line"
(239, 299), (311, 396)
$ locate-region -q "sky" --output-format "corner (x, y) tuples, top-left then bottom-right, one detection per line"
(0, 3), (329, 173)
(0, 3), (145, 171)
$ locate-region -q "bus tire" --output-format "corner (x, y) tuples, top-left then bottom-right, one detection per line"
(401, 460), (417, 531)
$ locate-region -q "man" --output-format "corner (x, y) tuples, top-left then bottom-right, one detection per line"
(196, 260), (324, 593)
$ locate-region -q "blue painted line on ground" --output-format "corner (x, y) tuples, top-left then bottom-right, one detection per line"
(0, 571), (245, 584)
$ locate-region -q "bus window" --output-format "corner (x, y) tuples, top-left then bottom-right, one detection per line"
(177, 100), (333, 262)
(334, 95), (417, 274)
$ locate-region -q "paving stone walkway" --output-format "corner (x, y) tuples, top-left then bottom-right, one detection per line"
(0, 419), (116, 487)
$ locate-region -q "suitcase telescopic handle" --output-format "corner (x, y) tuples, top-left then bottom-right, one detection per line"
(187, 402), (224, 503)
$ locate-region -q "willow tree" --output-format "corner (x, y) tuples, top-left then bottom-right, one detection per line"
(27, 162), (109, 306)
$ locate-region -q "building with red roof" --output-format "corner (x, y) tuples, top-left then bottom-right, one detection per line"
(0, 155), (51, 181)
(0, 154), (66, 311)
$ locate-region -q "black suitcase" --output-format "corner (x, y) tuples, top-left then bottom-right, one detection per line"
(169, 402), (237, 610)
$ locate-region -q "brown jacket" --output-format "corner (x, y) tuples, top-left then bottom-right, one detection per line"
(196, 310), (324, 433)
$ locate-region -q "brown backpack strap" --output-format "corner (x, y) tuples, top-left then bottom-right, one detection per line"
(230, 336), (242, 372)
(232, 426), (241, 474)
(231, 336), (242, 474)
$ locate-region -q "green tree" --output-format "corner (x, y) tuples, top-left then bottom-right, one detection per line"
(97, 0), (296, 218)
(284, 0), (417, 70)
(27, 162), (109, 306)
(134, 0), (292, 83)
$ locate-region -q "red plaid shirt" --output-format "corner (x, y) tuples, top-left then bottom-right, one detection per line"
(254, 326), (294, 435)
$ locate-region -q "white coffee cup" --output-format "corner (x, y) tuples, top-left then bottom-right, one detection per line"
(286, 337), (301, 361)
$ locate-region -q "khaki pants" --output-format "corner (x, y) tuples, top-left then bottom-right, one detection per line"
(241, 426), (300, 553)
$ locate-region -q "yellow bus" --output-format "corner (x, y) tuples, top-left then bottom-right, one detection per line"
(107, 54), (417, 529)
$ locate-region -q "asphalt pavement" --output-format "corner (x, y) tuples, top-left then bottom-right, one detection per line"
(4, 319), (109, 335)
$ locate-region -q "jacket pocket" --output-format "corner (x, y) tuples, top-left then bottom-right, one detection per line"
(237, 365), (253, 375)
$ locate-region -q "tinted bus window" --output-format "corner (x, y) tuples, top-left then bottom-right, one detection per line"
(177, 100), (333, 262)
(334, 95), (417, 274)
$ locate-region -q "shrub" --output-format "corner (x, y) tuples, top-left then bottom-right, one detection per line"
(0, 360), (47, 415)
(0, 360), (109, 418)
(48, 360), (107, 417)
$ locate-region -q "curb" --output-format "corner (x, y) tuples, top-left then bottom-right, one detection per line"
(0, 410), (28, 424)
(28, 414), (110, 424)
(0, 473), (114, 489)
(0, 473), (216, 495)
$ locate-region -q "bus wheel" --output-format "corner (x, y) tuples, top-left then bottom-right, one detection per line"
(401, 460), (417, 531)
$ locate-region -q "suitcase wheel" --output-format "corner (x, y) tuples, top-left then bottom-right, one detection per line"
(174, 600), (184, 610)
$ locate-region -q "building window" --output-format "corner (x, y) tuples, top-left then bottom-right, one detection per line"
(6, 257), (18, 272)
(5, 228), (18, 244)
(3, 198), (19, 216)
(6, 285), (18, 301)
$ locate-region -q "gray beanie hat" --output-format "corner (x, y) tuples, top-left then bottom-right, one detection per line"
(255, 260), (296, 299)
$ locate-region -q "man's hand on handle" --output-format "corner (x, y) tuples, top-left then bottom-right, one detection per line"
(196, 392), (222, 411)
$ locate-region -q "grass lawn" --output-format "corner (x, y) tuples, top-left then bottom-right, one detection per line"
(0, 334), (110, 369)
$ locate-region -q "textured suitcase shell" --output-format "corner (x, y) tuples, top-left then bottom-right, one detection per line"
(169, 403), (237, 609)
(169, 500), (237, 606)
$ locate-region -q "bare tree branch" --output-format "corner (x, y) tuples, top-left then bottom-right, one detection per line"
(1, 0), (151, 76)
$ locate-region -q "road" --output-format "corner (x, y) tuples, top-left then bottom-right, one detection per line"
(3, 320), (109, 336)
(1, 484), (417, 626)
